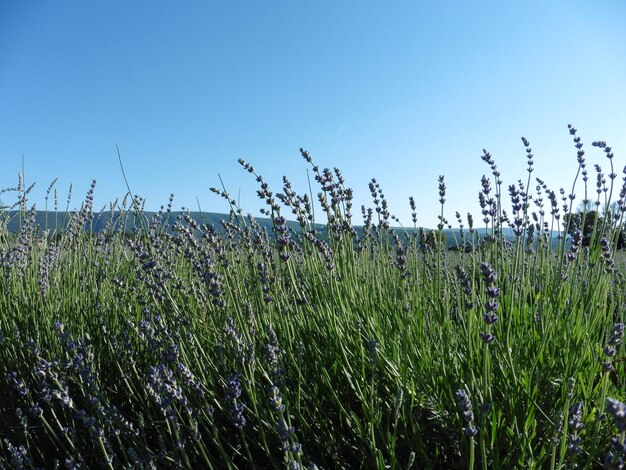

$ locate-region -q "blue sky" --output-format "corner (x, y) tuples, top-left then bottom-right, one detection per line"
(1, 1), (625, 227)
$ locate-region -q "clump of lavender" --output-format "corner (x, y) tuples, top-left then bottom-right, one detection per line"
(257, 262), (273, 303)
(479, 262), (499, 344)
(508, 183), (525, 237)
(147, 365), (189, 422)
(391, 231), (409, 280)
(224, 374), (246, 428)
(437, 175), (446, 231)
(478, 176), (493, 226)
(566, 228), (583, 262)
(600, 237), (617, 274)
(455, 265), (473, 310)
(6, 371), (30, 397)
(303, 231), (336, 274)
(594, 164), (608, 207)
(551, 410), (564, 447)
(264, 325), (303, 468)
(65, 180), (97, 242)
(603, 323), (625, 373)
(38, 239), (61, 296)
(3, 438), (34, 468)
(220, 316), (247, 365)
(409, 196), (417, 226)
(223, 317), (243, 348)
(567, 402), (584, 454)
(475, 261), (499, 467)
(368, 178), (391, 230)
(238, 158), (281, 216)
(605, 398), (626, 469)
(196, 229), (227, 308)
(274, 215), (292, 262)
(479, 149), (500, 228)
(57, 322), (139, 448)
(522, 136), (534, 174)
(1, 205), (37, 278)
(276, 176), (315, 230)
(128, 238), (171, 303)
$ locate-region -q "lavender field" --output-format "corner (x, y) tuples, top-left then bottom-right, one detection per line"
(2, 128), (626, 469)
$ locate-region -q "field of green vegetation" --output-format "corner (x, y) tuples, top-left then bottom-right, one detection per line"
(1, 127), (626, 469)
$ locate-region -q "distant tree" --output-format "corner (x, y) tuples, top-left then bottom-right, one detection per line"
(618, 229), (626, 250)
(419, 229), (447, 251)
(564, 210), (600, 247)
(564, 207), (626, 250)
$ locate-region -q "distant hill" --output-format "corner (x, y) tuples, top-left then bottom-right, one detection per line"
(0, 210), (329, 236)
(1, 210), (287, 234)
(1, 210), (562, 248)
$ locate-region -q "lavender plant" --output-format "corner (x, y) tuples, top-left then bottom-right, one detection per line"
(0, 126), (625, 468)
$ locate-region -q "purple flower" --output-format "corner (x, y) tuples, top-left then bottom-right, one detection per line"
(483, 313), (498, 325)
(610, 324), (625, 346)
(567, 402), (584, 454)
(606, 398), (626, 433)
(485, 299), (499, 313)
(480, 332), (496, 344)
(225, 374), (245, 428)
(486, 287), (500, 298)
(6, 371), (29, 397)
(480, 262), (497, 285)
(455, 389), (478, 437)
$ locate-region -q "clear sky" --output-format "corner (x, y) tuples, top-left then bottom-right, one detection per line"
(1, 1), (625, 227)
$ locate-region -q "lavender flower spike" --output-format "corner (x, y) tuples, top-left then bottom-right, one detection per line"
(455, 389), (478, 437)
(567, 402), (584, 454)
(225, 374), (246, 428)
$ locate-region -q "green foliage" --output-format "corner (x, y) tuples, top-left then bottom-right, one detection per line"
(0, 133), (626, 468)
(565, 209), (626, 250)
(419, 228), (448, 252)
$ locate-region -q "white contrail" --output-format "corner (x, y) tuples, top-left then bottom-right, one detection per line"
(336, 118), (349, 136)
